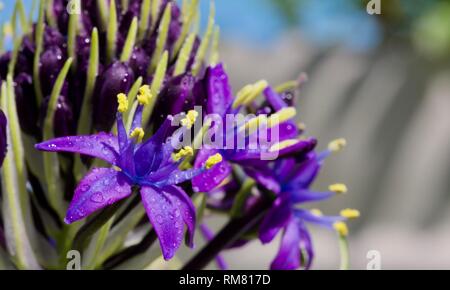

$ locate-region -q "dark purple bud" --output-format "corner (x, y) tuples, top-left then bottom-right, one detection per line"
(43, 26), (65, 49)
(152, 73), (196, 128)
(129, 47), (150, 78)
(15, 36), (35, 76)
(0, 109), (7, 167)
(14, 73), (40, 137)
(40, 90), (75, 138)
(93, 61), (134, 131)
(0, 52), (11, 79)
(39, 45), (67, 97)
(168, 3), (182, 50)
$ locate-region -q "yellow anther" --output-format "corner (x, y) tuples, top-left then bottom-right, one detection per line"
(137, 85), (152, 105)
(333, 222), (349, 237)
(328, 138), (347, 152)
(180, 110), (199, 129)
(269, 139), (299, 153)
(130, 127), (145, 143)
(206, 153), (223, 169)
(233, 84), (254, 108)
(243, 80), (268, 105)
(268, 107), (297, 128)
(113, 166), (122, 172)
(117, 93), (129, 113)
(310, 209), (323, 217)
(297, 122), (306, 131)
(329, 183), (348, 194)
(238, 115), (267, 136)
(340, 208), (360, 219)
(172, 146), (194, 162)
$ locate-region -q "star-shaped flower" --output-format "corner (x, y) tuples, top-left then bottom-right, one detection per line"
(35, 86), (222, 260)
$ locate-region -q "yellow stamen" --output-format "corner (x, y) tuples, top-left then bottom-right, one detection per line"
(130, 127), (145, 143)
(297, 122), (306, 131)
(269, 139), (299, 153)
(172, 146), (194, 162)
(117, 93), (129, 113)
(206, 153), (223, 169)
(340, 208), (360, 219)
(113, 166), (122, 172)
(243, 80), (268, 105)
(329, 183), (348, 194)
(268, 107), (297, 128)
(333, 222), (349, 236)
(238, 115), (267, 136)
(137, 85), (152, 105)
(180, 110), (199, 129)
(328, 138), (347, 152)
(232, 84), (254, 108)
(310, 209), (323, 217)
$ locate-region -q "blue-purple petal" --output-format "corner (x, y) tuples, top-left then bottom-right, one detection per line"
(35, 133), (120, 165)
(259, 196), (292, 243)
(270, 219), (301, 270)
(65, 168), (132, 223)
(192, 148), (232, 192)
(140, 186), (185, 260)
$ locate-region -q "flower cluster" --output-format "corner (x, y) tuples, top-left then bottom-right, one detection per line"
(0, 0), (358, 270)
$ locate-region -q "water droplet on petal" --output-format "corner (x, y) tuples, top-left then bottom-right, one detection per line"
(90, 192), (104, 203)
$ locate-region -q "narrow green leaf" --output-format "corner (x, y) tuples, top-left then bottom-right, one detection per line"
(43, 58), (73, 218)
(11, 3), (18, 39)
(121, 0), (129, 13)
(138, 0), (151, 42)
(77, 28), (99, 136)
(194, 193), (207, 224)
(82, 218), (114, 270)
(45, 0), (58, 28)
(192, 1), (215, 76)
(7, 37), (21, 76)
(15, 0), (28, 35)
(106, 0), (118, 64)
(148, 3), (171, 74)
(230, 179), (256, 218)
(67, 2), (80, 71)
(97, 205), (146, 265)
(142, 50), (168, 126)
(120, 17), (138, 62)
(33, 0), (45, 106)
(124, 77), (143, 131)
(338, 234), (350, 270)
(74, 28), (99, 181)
(6, 76), (39, 246)
(172, 0), (199, 60)
(150, 0), (162, 31)
(0, 82), (41, 270)
(209, 26), (220, 66)
(97, 0), (109, 31)
(28, 0), (38, 29)
(173, 33), (196, 76)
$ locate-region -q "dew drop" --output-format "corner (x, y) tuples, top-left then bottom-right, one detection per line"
(90, 192), (104, 203)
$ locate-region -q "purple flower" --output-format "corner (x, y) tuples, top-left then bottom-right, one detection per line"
(254, 142), (357, 270)
(192, 64), (309, 193)
(35, 88), (224, 260)
(0, 109), (7, 167)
